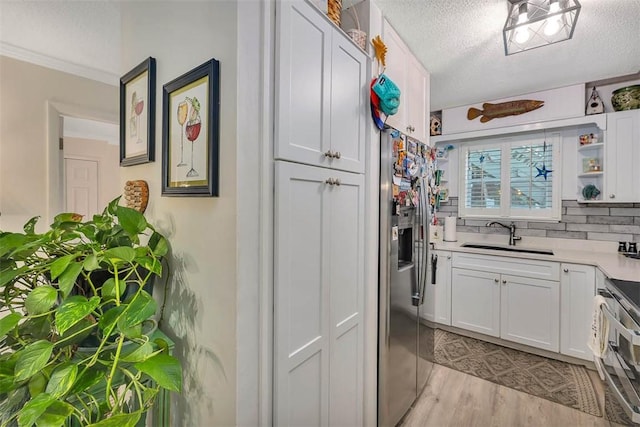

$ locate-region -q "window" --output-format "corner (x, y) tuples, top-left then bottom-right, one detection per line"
(459, 132), (561, 220)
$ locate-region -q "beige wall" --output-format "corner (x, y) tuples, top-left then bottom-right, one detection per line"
(120, 2), (238, 425)
(0, 56), (118, 231)
(63, 136), (120, 209)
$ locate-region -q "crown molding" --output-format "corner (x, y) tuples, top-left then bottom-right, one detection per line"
(0, 41), (119, 87)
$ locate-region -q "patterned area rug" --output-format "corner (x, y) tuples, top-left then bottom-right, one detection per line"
(434, 329), (602, 417)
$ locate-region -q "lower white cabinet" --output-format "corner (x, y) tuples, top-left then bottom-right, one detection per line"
(451, 254), (561, 352)
(500, 274), (560, 352)
(560, 263), (596, 361)
(422, 250), (452, 325)
(274, 161), (364, 427)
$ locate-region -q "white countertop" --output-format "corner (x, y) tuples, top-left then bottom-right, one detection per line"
(432, 233), (640, 282)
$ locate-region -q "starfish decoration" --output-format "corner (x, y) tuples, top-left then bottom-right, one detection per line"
(479, 154), (485, 163)
(535, 164), (553, 180)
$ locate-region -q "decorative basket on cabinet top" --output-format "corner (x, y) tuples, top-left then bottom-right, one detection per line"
(327, 0), (342, 26)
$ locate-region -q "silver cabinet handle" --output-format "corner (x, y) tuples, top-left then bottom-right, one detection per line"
(324, 150), (334, 158)
(334, 151), (341, 159)
(325, 178), (335, 185)
(447, 255), (451, 260)
(610, 194), (616, 199)
(502, 279), (507, 284)
(563, 268), (569, 273)
(334, 178), (341, 186)
(494, 278), (499, 283)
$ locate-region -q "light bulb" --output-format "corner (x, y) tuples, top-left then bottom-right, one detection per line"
(544, 0), (562, 35)
(514, 2), (530, 43)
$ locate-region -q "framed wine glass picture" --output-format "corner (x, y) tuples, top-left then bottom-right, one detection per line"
(120, 57), (156, 166)
(162, 59), (220, 196)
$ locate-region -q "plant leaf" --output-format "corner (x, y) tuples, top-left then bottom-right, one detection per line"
(17, 392), (55, 427)
(55, 296), (100, 335)
(148, 232), (169, 257)
(121, 290), (156, 329)
(35, 400), (74, 426)
(28, 372), (46, 398)
(120, 342), (154, 363)
(103, 247), (136, 263)
(0, 312), (22, 338)
(101, 277), (124, 299)
(87, 412), (141, 427)
(136, 256), (162, 277)
(116, 205), (147, 237)
(45, 363), (77, 399)
(118, 320), (142, 340)
(58, 262), (83, 297)
(0, 264), (27, 288)
(68, 366), (105, 395)
(15, 340), (54, 382)
(98, 306), (125, 336)
(25, 286), (58, 315)
(83, 254), (101, 271)
(135, 353), (182, 392)
(0, 232), (29, 257)
(49, 254), (75, 280)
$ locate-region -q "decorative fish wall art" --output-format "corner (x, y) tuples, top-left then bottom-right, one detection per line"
(467, 99), (544, 123)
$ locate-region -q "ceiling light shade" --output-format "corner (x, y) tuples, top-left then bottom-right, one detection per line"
(503, 0), (581, 55)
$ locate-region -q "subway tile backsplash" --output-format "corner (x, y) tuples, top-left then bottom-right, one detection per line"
(436, 198), (640, 243)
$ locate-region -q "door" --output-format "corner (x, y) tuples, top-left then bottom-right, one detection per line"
(451, 268), (500, 337)
(381, 19), (407, 132)
(65, 157), (98, 219)
(560, 263), (595, 360)
(500, 274), (560, 351)
(605, 110), (640, 202)
(330, 33), (366, 174)
(422, 250), (451, 325)
(406, 56), (428, 143)
(275, 0), (331, 167)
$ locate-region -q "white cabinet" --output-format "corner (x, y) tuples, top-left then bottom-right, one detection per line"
(451, 268), (501, 337)
(276, 0), (366, 173)
(381, 19), (430, 143)
(422, 250), (452, 325)
(501, 274), (560, 352)
(274, 161), (364, 427)
(560, 263), (596, 361)
(451, 253), (560, 352)
(604, 110), (640, 202)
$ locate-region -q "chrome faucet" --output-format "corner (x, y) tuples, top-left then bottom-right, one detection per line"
(486, 221), (522, 246)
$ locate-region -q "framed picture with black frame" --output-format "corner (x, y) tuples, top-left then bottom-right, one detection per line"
(162, 59), (220, 196)
(120, 57), (156, 166)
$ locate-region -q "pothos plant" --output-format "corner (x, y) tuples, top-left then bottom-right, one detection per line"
(0, 197), (182, 427)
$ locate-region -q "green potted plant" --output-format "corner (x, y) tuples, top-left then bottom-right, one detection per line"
(0, 197), (182, 427)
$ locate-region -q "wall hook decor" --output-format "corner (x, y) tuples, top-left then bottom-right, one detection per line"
(124, 180), (149, 213)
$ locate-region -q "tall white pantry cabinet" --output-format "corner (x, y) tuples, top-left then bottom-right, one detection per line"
(273, 1), (368, 426)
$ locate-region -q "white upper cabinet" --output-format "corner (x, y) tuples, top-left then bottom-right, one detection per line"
(276, 0), (366, 173)
(381, 19), (430, 143)
(604, 110), (640, 202)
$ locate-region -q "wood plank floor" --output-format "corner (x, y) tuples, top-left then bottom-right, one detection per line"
(401, 363), (627, 427)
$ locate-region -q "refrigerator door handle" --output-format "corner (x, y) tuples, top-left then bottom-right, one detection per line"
(431, 253), (438, 285)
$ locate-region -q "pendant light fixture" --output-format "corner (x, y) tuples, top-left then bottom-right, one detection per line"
(503, 0), (581, 55)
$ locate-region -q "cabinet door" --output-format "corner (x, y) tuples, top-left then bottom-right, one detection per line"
(605, 110), (640, 202)
(328, 170), (364, 427)
(275, 0), (332, 168)
(451, 268), (500, 337)
(330, 34), (366, 174)
(274, 161), (331, 427)
(560, 263), (596, 360)
(500, 275), (560, 352)
(381, 19), (407, 132)
(406, 56), (429, 143)
(422, 250), (451, 324)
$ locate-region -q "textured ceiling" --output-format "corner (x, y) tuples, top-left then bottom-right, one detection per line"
(375, 0), (640, 110)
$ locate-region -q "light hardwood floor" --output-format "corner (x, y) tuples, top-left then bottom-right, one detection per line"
(401, 364), (627, 427)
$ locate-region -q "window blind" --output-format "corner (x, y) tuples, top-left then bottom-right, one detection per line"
(464, 147), (502, 209)
(510, 143), (553, 210)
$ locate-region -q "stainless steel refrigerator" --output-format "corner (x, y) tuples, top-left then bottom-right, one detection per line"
(378, 128), (434, 427)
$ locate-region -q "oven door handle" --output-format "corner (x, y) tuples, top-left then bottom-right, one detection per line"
(601, 302), (640, 346)
(596, 345), (640, 423)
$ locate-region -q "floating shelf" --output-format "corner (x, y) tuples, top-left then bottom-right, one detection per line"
(578, 142), (605, 152)
(578, 171), (604, 177)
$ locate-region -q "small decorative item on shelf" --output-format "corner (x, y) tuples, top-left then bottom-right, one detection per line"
(345, 5), (366, 50)
(436, 144), (454, 159)
(327, 0), (342, 27)
(582, 157), (602, 173)
(611, 85), (640, 111)
(430, 113), (442, 136)
(579, 134), (591, 145)
(585, 87), (605, 115)
(582, 184), (601, 200)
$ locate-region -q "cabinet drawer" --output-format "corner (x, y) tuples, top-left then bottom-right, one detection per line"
(452, 252), (559, 281)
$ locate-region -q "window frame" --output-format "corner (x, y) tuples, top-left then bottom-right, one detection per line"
(458, 131), (562, 221)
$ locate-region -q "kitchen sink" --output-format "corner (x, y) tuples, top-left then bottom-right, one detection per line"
(461, 243), (554, 256)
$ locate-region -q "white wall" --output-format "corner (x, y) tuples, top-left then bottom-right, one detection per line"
(0, 56), (118, 232)
(120, 2), (239, 425)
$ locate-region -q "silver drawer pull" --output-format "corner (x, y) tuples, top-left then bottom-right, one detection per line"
(325, 178), (335, 185)
(334, 151), (341, 159)
(601, 303), (640, 345)
(334, 178), (341, 186)
(324, 150), (335, 158)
